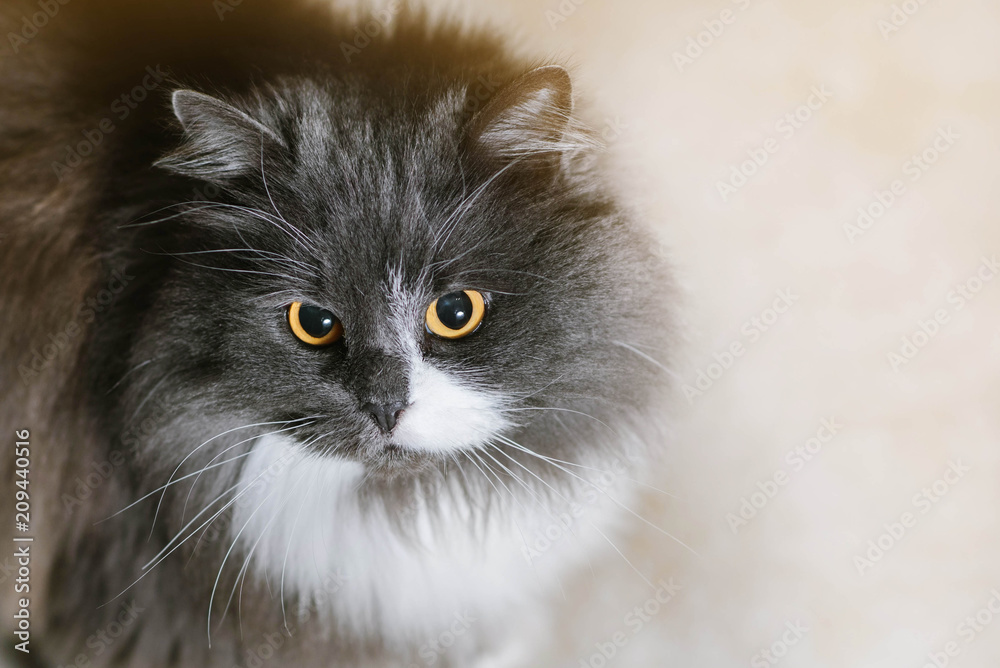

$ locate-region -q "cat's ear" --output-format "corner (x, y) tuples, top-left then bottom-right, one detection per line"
(466, 65), (586, 162)
(156, 89), (285, 184)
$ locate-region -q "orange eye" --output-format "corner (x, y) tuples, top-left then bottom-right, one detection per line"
(425, 290), (486, 339)
(288, 301), (343, 346)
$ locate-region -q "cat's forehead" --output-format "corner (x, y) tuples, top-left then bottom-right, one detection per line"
(297, 176), (519, 301)
(288, 83), (463, 179)
(213, 80), (565, 318)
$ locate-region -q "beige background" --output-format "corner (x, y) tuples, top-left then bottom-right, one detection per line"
(395, 0), (1000, 665)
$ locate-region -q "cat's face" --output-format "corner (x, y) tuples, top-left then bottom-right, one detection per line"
(117, 68), (670, 478)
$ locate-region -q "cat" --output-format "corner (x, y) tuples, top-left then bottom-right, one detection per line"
(0, 0), (676, 665)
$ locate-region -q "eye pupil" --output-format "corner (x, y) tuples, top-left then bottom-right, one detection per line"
(288, 302), (342, 346)
(436, 292), (473, 330)
(298, 305), (335, 338)
(425, 290), (484, 339)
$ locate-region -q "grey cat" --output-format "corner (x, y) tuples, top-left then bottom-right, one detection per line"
(0, 0), (676, 665)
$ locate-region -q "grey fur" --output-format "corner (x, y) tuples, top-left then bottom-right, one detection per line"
(0, 1), (676, 665)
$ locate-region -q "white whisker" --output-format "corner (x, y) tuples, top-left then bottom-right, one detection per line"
(281, 467), (317, 633)
(492, 433), (699, 556)
(225, 465), (310, 639)
(259, 133), (318, 253)
(148, 419), (315, 540)
(180, 420), (321, 523)
(613, 341), (681, 381)
(208, 486), (279, 646)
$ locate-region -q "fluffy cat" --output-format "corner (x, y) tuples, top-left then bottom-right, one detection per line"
(0, 0), (676, 665)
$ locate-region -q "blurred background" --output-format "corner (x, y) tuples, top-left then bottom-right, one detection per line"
(396, 0), (999, 665)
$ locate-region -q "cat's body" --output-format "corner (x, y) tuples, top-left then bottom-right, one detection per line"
(0, 1), (675, 666)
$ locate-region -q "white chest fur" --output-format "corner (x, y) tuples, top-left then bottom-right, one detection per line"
(229, 434), (623, 649)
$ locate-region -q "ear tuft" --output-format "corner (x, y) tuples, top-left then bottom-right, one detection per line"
(156, 89), (285, 184)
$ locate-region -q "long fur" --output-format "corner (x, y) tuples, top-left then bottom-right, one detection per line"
(0, 1), (676, 666)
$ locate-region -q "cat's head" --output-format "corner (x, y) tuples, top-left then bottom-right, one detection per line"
(114, 66), (672, 480)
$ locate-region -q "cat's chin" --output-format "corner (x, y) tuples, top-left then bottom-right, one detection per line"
(354, 441), (451, 480)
